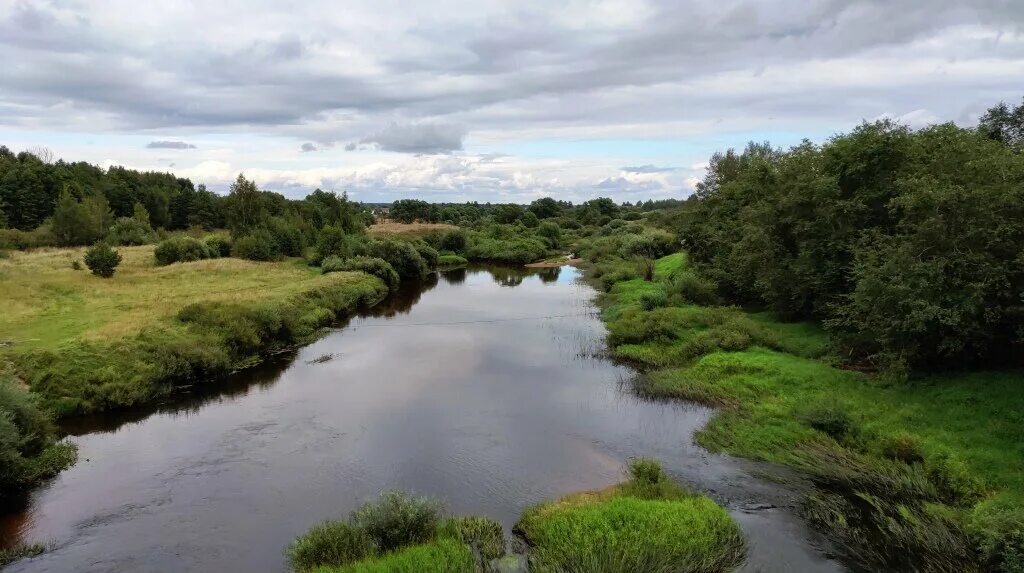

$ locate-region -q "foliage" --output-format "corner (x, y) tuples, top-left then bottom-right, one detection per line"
(107, 216), (157, 246)
(314, 225), (354, 264)
(154, 236), (214, 266)
(51, 190), (113, 246)
(232, 229), (282, 261)
(287, 521), (377, 572)
(436, 254), (468, 267)
(437, 516), (505, 562)
(681, 121), (1024, 369)
(204, 235), (232, 257)
(83, 243), (122, 278)
(438, 230), (467, 254)
(350, 491), (443, 552)
(324, 256), (400, 289)
(412, 241), (439, 268)
(0, 543), (47, 568)
(365, 239), (428, 280)
(0, 376), (76, 500)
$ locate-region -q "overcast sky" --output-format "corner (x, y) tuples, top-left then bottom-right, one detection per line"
(2, 0), (1022, 202)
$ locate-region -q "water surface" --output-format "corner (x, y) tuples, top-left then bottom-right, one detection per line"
(1, 266), (842, 572)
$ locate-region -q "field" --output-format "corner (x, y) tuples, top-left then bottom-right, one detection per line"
(368, 222), (457, 238)
(0, 245), (388, 414)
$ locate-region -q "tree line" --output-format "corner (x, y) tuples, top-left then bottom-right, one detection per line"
(678, 98), (1024, 372)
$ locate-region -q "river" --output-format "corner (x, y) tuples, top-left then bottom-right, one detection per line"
(1, 265), (843, 572)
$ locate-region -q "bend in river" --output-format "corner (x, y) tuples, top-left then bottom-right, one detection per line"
(1, 265), (843, 572)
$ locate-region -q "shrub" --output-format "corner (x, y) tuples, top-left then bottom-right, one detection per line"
(879, 432), (925, 465)
(629, 457), (667, 486)
(800, 401), (861, 443)
(314, 225), (351, 263)
(350, 491), (443, 552)
(83, 243), (122, 278)
(204, 236), (232, 257)
(438, 230), (467, 254)
(413, 242), (439, 268)
(668, 271), (720, 306)
(0, 377), (77, 500)
(268, 217), (306, 257)
(286, 520), (377, 572)
(536, 221), (562, 248)
(638, 289), (668, 311)
(232, 229), (281, 261)
(107, 217), (156, 246)
(326, 256), (400, 289)
(154, 237), (214, 266)
(366, 239), (428, 280)
(438, 516), (505, 561)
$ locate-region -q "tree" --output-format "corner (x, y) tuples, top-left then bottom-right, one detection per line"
(83, 243), (122, 278)
(51, 191), (110, 246)
(529, 197), (562, 219)
(225, 174), (268, 237)
(492, 204), (524, 224)
(978, 98), (1024, 151)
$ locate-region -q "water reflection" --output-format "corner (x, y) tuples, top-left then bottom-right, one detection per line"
(0, 265), (842, 573)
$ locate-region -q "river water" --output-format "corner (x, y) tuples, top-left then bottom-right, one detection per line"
(1, 265), (843, 572)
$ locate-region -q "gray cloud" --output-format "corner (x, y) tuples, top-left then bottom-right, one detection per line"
(622, 164), (676, 174)
(146, 140), (196, 149)
(355, 122), (466, 154)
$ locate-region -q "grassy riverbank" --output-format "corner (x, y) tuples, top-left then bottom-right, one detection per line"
(587, 251), (1024, 572)
(1, 245), (388, 416)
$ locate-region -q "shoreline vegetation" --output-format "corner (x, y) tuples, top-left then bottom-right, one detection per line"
(284, 460), (744, 573)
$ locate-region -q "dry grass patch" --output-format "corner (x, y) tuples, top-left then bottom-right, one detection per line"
(368, 222), (457, 238)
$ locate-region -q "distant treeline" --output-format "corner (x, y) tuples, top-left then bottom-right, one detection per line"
(386, 197), (682, 226)
(678, 99), (1024, 371)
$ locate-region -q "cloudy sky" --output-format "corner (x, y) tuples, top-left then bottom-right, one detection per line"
(2, 1), (1022, 202)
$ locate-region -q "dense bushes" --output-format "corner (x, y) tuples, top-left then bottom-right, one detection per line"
(204, 235), (231, 257)
(323, 256), (400, 289)
(682, 121), (1024, 370)
(232, 229), (281, 261)
(0, 376), (76, 500)
(154, 237), (215, 265)
(365, 239), (428, 280)
(107, 217), (156, 246)
(83, 243), (122, 277)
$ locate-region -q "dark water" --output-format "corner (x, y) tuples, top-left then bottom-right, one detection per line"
(1, 266), (843, 573)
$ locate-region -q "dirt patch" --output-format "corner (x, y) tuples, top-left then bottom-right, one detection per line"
(525, 256), (582, 268)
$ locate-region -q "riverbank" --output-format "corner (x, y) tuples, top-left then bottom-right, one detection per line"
(581, 250), (1024, 572)
(1, 245), (389, 417)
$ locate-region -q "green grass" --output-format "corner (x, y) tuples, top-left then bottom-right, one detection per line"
(436, 253), (468, 267)
(314, 540), (475, 573)
(0, 245), (389, 415)
(287, 491), (503, 573)
(591, 251), (1024, 571)
(515, 459), (745, 573)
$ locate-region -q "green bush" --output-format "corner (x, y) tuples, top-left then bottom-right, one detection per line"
(313, 225), (353, 264)
(366, 239), (428, 280)
(83, 243), (122, 277)
(536, 221), (562, 248)
(800, 401), (861, 443)
(204, 235), (232, 257)
(268, 217), (306, 257)
(107, 217), (156, 245)
(232, 229), (281, 261)
(413, 242), (439, 268)
(437, 516), (505, 561)
(286, 520), (377, 572)
(668, 271), (720, 306)
(350, 491), (443, 552)
(438, 230), (467, 254)
(629, 457), (667, 486)
(154, 237), (214, 266)
(638, 289), (668, 311)
(0, 377), (77, 500)
(878, 432), (925, 465)
(324, 256), (400, 289)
